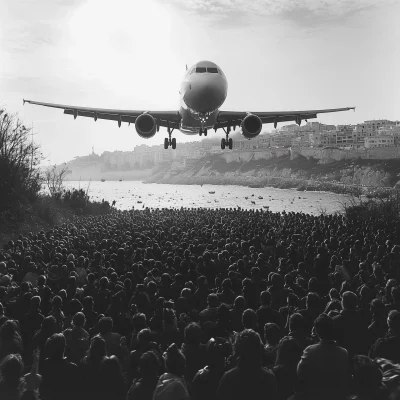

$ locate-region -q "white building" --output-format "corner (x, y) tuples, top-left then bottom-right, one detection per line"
(364, 135), (395, 149)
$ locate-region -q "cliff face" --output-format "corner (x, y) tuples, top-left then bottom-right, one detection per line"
(144, 153), (400, 193)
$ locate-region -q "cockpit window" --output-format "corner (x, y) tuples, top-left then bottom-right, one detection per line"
(195, 67), (207, 73)
(207, 67), (219, 73)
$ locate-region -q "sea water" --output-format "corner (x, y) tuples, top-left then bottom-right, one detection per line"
(64, 180), (351, 215)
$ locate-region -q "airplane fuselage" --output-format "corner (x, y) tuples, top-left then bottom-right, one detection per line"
(179, 61), (227, 134)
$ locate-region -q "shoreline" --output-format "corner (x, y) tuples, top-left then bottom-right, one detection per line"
(143, 175), (396, 197)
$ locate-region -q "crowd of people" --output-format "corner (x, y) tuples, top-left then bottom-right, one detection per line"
(0, 207), (400, 400)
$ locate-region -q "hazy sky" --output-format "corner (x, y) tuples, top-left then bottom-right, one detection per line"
(1, 0), (399, 164)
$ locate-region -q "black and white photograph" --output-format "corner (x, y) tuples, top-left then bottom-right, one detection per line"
(1, 0), (400, 399)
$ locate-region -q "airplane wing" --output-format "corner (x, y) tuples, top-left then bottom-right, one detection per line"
(216, 107), (356, 129)
(23, 99), (182, 129)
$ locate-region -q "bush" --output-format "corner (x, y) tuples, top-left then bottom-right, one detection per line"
(62, 188), (111, 215)
(34, 196), (59, 224)
(342, 192), (400, 223)
(0, 109), (43, 211)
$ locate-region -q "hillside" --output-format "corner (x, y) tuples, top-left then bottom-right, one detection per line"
(144, 152), (400, 195)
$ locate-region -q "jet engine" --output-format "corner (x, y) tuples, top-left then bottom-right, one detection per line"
(241, 114), (262, 139)
(135, 113), (157, 139)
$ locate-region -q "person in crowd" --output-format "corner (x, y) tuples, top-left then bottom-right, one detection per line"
(94, 316), (123, 359)
(216, 329), (278, 400)
(199, 294), (220, 326)
(98, 355), (127, 400)
(273, 336), (302, 400)
(256, 291), (281, 333)
(333, 291), (370, 358)
(31, 316), (58, 372)
(127, 350), (160, 400)
(368, 298), (388, 346)
(350, 355), (388, 400)
(263, 323), (281, 368)
(49, 296), (65, 332)
(294, 313), (350, 400)
(230, 296), (246, 333)
(192, 338), (226, 400)
(370, 310), (400, 363)
(20, 297), (44, 359)
(62, 311), (90, 364)
(0, 354), (26, 400)
(0, 320), (23, 363)
(298, 292), (321, 335)
(284, 313), (313, 352)
(78, 336), (107, 398)
(153, 343), (190, 400)
(128, 328), (155, 381)
(40, 333), (79, 400)
(180, 322), (207, 384)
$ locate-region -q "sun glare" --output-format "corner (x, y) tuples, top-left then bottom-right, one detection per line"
(66, 0), (184, 107)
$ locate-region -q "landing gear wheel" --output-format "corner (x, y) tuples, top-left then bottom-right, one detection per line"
(221, 138), (226, 150)
(199, 131), (202, 136)
(164, 138), (169, 149)
(204, 129), (208, 137)
(228, 138), (233, 150)
(171, 138), (176, 149)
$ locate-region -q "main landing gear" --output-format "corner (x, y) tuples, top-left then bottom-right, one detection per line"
(164, 126), (176, 149)
(221, 126), (233, 150)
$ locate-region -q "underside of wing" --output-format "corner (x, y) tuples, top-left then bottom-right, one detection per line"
(23, 99), (181, 129)
(216, 107), (355, 129)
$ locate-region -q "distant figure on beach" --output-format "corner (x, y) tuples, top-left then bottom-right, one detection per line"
(112, 200), (116, 207)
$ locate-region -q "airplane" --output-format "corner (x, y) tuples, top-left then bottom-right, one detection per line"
(24, 60), (355, 150)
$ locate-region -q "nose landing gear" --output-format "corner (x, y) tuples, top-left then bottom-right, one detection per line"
(199, 128), (208, 137)
(164, 126), (176, 149)
(220, 126), (233, 150)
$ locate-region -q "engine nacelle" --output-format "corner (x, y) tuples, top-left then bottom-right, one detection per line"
(135, 113), (157, 139)
(241, 114), (262, 139)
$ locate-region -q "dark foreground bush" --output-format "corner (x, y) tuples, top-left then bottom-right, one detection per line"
(0, 110), (43, 212)
(343, 191), (400, 223)
(35, 188), (111, 224)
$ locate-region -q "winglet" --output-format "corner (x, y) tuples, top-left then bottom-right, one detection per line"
(23, 99), (26, 105)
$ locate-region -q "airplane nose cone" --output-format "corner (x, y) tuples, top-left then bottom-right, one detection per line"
(184, 79), (226, 113)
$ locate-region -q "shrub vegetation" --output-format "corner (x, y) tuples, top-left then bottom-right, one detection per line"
(0, 108), (111, 244)
(342, 192), (400, 224)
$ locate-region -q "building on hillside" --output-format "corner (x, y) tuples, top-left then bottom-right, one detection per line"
(320, 124), (337, 132)
(211, 145), (222, 154)
(309, 131), (337, 147)
(291, 137), (303, 147)
(386, 126), (400, 146)
(356, 120), (396, 138)
(257, 136), (271, 148)
(270, 134), (292, 147)
(294, 130), (312, 146)
(232, 140), (257, 151)
(336, 125), (359, 149)
(364, 135), (395, 149)
(200, 141), (213, 152)
(280, 124), (299, 133)
(101, 144), (175, 170)
(172, 144), (202, 160)
(299, 122), (336, 133)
